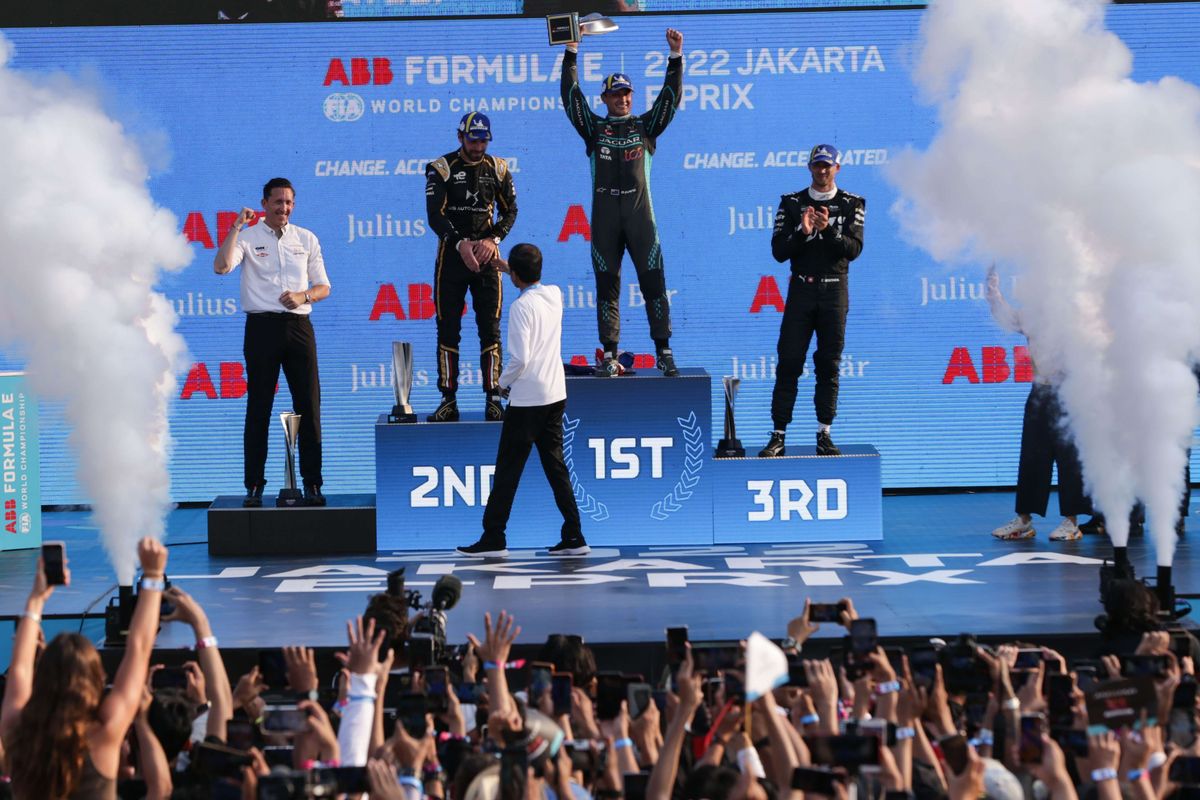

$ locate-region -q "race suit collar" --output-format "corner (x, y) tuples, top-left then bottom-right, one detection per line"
(807, 186), (838, 202)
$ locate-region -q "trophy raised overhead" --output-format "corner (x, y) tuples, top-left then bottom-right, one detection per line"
(546, 11), (618, 46)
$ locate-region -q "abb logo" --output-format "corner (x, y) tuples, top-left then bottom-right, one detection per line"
(324, 58), (394, 86)
(943, 346), (1033, 384)
(369, 284), (437, 321)
(184, 211), (264, 249)
(558, 205), (591, 242)
(748, 276), (785, 313)
(180, 362), (266, 400)
(4, 498), (16, 534)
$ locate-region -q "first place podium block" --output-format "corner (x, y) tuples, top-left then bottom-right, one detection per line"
(375, 369), (713, 550)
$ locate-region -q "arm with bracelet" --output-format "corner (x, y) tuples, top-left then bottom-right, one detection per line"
(163, 585), (233, 742)
(466, 611), (520, 717)
(0, 550), (68, 740)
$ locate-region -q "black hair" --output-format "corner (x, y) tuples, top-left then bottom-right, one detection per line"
(363, 592), (410, 658)
(507, 243), (542, 284)
(262, 177), (295, 201)
(147, 688), (198, 762)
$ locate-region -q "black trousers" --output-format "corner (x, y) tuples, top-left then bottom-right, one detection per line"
(1015, 384), (1090, 517)
(482, 400), (582, 542)
(590, 199), (672, 346)
(243, 313), (322, 490)
(434, 241), (502, 395)
(770, 276), (849, 429)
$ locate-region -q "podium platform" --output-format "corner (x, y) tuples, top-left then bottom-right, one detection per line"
(375, 369), (883, 549)
(207, 494), (376, 555)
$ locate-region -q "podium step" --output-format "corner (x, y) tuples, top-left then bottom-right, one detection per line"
(207, 494), (376, 555)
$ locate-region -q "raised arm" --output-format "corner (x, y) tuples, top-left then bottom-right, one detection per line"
(561, 47), (598, 142)
(162, 586), (233, 742)
(99, 538), (168, 745)
(986, 266), (1023, 333)
(214, 207), (256, 274)
(0, 555), (65, 742)
(642, 28), (684, 138)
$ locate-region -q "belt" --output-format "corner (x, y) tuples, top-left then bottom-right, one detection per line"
(247, 311), (306, 318)
(793, 274), (842, 284)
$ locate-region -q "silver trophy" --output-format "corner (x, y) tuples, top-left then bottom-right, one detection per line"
(715, 377), (746, 458)
(546, 11), (618, 46)
(389, 341), (418, 423)
(276, 412), (304, 507)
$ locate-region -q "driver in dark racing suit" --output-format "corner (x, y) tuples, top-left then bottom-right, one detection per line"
(560, 28), (685, 377)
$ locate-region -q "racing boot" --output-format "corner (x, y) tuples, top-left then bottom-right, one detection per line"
(485, 393), (505, 422)
(427, 394), (460, 423)
(657, 349), (680, 378)
(759, 432), (786, 458)
(595, 351), (620, 378)
(816, 429), (841, 456)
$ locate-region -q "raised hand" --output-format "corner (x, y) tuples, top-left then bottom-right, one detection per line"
(666, 28), (683, 53)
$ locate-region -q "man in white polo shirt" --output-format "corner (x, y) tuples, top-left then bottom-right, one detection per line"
(214, 177), (331, 507)
(457, 243), (588, 558)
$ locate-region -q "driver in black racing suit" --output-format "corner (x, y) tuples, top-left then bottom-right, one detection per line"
(560, 28), (685, 377)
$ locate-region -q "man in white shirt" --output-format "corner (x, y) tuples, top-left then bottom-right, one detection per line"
(457, 244), (588, 558)
(214, 178), (332, 507)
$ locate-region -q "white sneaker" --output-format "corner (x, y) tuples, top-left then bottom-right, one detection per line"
(991, 516), (1035, 540)
(1049, 518), (1082, 541)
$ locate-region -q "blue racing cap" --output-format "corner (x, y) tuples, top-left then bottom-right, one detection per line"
(601, 73), (633, 94)
(458, 112), (493, 141)
(809, 144), (841, 165)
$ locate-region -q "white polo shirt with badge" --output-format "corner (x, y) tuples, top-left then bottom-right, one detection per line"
(230, 221), (330, 314)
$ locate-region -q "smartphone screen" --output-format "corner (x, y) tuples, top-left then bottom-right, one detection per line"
(809, 602), (843, 624)
(1122, 655), (1170, 679)
(261, 705), (308, 735)
(787, 656), (809, 688)
(151, 666), (189, 690)
(407, 637), (435, 669)
(849, 618), (877, 655)
(627, 682), (653, 719)
(804, 734), (881, 769)
(424, 666), (449, 715)
(1046, 674), (1075, 729)
(41, 541), (66, 586)
(456, 682), (487, 705)
(398, 693), (428, 738)
(1019, 714), (1045, 764)
(624, 772), (649, 800)
(1054, 728), (1089, 758)
(596, 672), (625, 720)
(909, 646), (938, 689)
(193, 742), (254, 778)
(724, 672), (745, 705)
(1014, 648), (1042, 669)
(552, 674), (574, 717)
(792, 767), (840, 794)
(940, 734), (969, 776)
(1168, 756), (1200, 785)
(257, 649), (288, 690)
(529, 662), (554, 699)
(322, 766), (370, 794)
(666, 626), (689, 667)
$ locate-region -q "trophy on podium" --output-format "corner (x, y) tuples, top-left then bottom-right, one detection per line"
(389, 342), (418, 424)
(276, 412), (304, 507)
(715, 377), (746, 458)
(546, 11), (619, 46)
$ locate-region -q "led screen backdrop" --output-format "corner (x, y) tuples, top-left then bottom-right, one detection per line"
(2, 3), (1199, 503)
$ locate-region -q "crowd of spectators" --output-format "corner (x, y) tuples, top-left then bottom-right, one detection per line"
(1, 538), (1199, 800)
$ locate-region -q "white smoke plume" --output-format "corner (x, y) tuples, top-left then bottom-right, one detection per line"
(889, 0), (1200, 567)
(0, 36), (191, 582)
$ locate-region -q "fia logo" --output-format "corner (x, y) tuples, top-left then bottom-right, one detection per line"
(323, 92), (364, 123)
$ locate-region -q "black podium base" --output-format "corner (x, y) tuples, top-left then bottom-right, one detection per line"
(207, 494), (376, 556)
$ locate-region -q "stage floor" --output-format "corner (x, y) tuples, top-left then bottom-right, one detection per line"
(0, 491), (1194, 664)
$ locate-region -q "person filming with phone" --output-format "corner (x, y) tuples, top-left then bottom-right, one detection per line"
(1, 538), (169, 799)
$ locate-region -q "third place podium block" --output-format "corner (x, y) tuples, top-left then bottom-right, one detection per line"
(375, 369), (881, 550)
